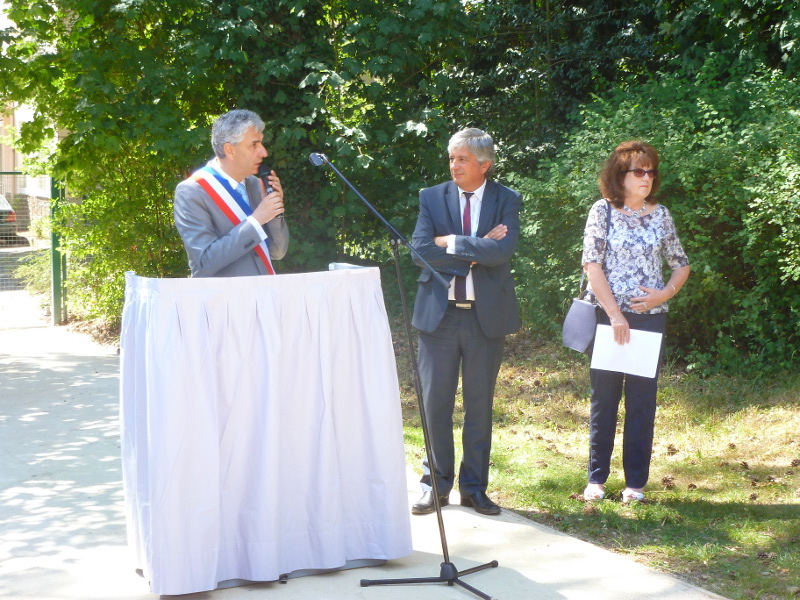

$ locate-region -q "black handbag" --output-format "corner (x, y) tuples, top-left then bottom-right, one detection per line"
(562, 201), (611, 353)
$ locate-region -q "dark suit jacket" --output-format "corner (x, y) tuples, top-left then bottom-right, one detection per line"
(410, 179), (522, 338)
(174, 162), (290, 277)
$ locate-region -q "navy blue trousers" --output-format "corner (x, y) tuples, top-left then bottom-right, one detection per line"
(587, 310), (667, 489)
(417, 305), (505, 496)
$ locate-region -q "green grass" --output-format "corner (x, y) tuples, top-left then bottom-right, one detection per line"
(396, 328), (800, 600)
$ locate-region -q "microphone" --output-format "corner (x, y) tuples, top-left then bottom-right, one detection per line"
(309, 152), (328, 167)
(257, 162), (274, 194)
(257, 162), (283, 221)
(306, 150), (451, 290)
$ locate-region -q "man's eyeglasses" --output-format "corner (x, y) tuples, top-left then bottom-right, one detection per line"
(626, 168), (658, 178)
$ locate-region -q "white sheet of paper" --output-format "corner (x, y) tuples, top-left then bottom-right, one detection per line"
(329, 262), (369, 270)
(590, 324), (663, 378)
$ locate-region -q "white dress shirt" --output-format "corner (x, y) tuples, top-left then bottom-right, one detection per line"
(446, 180), (487, 301)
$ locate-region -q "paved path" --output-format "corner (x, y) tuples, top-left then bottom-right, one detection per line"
(0, 290), (729, 600)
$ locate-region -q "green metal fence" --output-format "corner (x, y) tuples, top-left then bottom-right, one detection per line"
(0, 171), (66, 325)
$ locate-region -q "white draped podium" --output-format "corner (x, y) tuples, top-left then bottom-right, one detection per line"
(119, 268), (412, 595)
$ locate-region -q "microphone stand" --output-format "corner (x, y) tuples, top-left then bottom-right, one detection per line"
(309, 153), (499, 600)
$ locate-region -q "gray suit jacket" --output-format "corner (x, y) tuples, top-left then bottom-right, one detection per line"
(410, 179), (522, 338)
(174, 164), (290, 277)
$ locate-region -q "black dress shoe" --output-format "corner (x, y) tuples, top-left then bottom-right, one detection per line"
(460, 491), (501, 515)
(411, 491), (449, 515)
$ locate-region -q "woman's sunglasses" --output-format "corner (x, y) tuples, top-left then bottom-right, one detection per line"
(626, 168), (658, 178)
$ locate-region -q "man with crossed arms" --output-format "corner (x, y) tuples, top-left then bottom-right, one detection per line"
(410, 128), (522, 516)
(174, 109), (289, 276)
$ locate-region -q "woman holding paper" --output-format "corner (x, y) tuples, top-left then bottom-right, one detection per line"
(581, 141), (690, 503)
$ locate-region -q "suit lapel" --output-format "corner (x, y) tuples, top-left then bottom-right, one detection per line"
(445, 183), (462, 234)
(477, 180), (498, 237)
(244, 178), (258, 209)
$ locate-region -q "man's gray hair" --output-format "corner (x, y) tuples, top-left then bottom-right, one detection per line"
(448, 128), (495, 175)
(211, 109), (265, 158)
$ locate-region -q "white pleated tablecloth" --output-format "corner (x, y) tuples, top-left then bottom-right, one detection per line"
(119, 267), (412, 595)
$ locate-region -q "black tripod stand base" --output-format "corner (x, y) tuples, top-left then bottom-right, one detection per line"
(360, 560), (500, 600)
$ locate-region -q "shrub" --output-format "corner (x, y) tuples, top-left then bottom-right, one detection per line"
(513, 56), (800, 375)
(13, 249), (51, 298)
(56, 148), (189, 324)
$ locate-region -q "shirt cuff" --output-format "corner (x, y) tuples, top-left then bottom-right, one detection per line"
(247, 215), (268, 241)
(445, 234), (457, 254)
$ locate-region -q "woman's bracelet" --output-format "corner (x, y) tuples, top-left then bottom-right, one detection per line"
(667, 283), (677, 296)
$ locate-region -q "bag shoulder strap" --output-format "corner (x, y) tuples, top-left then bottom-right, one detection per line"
(578, 200), (612, 293)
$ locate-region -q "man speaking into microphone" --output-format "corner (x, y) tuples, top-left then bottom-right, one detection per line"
(410, 128), (522, 516)
(174, 109), (290, 277)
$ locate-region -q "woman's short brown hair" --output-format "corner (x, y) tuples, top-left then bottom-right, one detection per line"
(599, 141), (660, 207)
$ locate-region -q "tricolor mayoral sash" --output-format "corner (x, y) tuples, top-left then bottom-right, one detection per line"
(190, 166), (275, 275)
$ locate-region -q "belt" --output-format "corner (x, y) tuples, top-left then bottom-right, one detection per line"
(449, 300), (474, 309)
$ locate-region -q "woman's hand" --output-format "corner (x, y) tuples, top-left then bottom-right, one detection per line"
(630, 285), (671, 313)
(585, 262), (630, 344)
(609, 311), (630, 345)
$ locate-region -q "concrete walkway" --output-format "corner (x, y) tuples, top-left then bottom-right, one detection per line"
(0, 290), (729, 600)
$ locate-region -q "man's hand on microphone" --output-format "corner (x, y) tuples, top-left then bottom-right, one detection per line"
(253, 171), (285, 224)
(253, 192), (284, 224)
(259, 170), (283, 198)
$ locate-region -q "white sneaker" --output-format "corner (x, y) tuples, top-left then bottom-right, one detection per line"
(621, 488), (645, 503)
(583, 483), (605, 500)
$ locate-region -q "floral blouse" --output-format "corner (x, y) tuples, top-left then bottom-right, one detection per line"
(581, 199), (689, 314)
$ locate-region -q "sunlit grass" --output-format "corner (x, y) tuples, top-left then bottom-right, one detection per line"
(395, 326), (800, 600)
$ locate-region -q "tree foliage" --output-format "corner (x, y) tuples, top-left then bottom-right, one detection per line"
(657, 0), (800, 75)
(2, 0), (799, 374)
(514, 58), (800, 375)
(454, 1), (665, 168)
(0, 0), (472, 321)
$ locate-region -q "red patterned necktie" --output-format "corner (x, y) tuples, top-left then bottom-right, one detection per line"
(454, 192), (473, 302)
